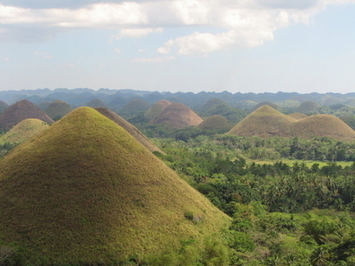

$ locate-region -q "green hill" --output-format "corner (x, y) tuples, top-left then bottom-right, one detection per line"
(0, 118), (49, 145)
(228, 105), (295, 137)
(45, 100), (73, 120)
(295, 101), (320, 114)
(95, 107), (164, 153)
(0, 107), (229, 265)
(198, 115), (232, 131)
(86, 98), (108, 108)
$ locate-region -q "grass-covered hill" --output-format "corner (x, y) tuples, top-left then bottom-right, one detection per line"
(44, 100), (73, 120)
(0, 100), (54, 132)
(0, 107), (229, 265)
(251, 101), (279, 112)
(86, 98), (108, 108)
(0, 118), (49, 145)
(198, 115), (232, 131)
(295, 100), (320, 114)
(151, 102), (204, 129)
(95, 107), (163, 153)
(228, 105), (295, 138)
(288, 112), (307, 120)
(119, 98), (151, 117)
(228, 105), (355, 142)
(289, 114), (355, 142)
(145, 99), (172, 121)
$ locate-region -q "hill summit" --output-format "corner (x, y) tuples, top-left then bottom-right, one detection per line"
(0, 99), (54, 132)
(151, 102), (203, 129)
(0, 107), (229, 265)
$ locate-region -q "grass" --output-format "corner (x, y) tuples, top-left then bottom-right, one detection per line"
(44, 100), (72, 119)
(0, 118), (49, 145)
(228, 105), (355, 142)
(198, 115), (232, 131)
(0, 106), (230, 265)
(250, 159), (353, 167)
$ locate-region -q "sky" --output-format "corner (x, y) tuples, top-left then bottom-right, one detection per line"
(1, 0), (355, 94)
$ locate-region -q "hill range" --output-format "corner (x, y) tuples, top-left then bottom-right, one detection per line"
(228, 105), (355, 142)
(0, 100), (54, 132)
(0, 107), (229, 265)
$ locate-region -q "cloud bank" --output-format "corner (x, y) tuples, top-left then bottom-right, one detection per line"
(1, 0), (354, 54)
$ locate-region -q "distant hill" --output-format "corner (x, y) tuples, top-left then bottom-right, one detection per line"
(86, 98), (108, 108)
(201, 98), (231, 114)
(228, 105), (355, 142)
(295, 101), (320, 114)
(289, 114), (355, 142)
(0, 100), (8, 114)
(0, 107), (229, 264)
(120, 98), (150, 117)
(228, 105), (295, 138)
(45, 100), (73, 120)
(145, 99), (172, 121)
(251, 101), (279, 112)
(0, 118), (49, 145)
(0, 100), (54, 132)
(95, 107), (164, 153)
(151, 102), (203, 129)
(235, 100), (257, 110)
(289, 113), (307, 120)
(198, 115), (232, 131)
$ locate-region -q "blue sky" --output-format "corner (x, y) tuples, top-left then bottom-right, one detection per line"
(1, 0), (355, 94)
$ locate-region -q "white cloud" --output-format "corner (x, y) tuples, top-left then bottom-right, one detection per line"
(112, 27), (163, 39)
(130, 56), (175, 63)
(114, 48), (121, 54)
(1, 0), (355, 54)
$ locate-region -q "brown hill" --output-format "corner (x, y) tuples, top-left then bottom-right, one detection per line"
(198, 115), (232, 131)
(151, 102), (203, 129)
(228, 105), (295, 138)
(0, 100), (54, 132)
(251, 101), (279, 112)
(228, 106), (355, 142)
(95, 107), (163, 153)
(289, 114), (355, 142)
(289, 113), (307, 120)
(295, 101), (320, 114)
(145, 99), (172, 121)
(0, 107), (229, 265)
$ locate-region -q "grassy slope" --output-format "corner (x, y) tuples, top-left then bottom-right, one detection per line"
(198, 115), (232, 131)
(44, 100), (73, 119)
(0, 118), (49, 145)
(228, 105), (295, 137)
(0, 107), (229, 264)
(95, 107), (163, 153)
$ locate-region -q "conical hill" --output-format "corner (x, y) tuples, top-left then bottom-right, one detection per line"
(288, 113), (307, 120)
(0, 99), (54, 132)
(45, 100), (73, 120)
(289, 114), (355, 142)
(95, 107), (163, 153)
(228, 105), (295, 137)
(0, 107), (229, 265)
(198, 115), (232, 131)
(151, 102), (203, 129)
(145, 99), (172, 121)
(0, 118), (49, 145)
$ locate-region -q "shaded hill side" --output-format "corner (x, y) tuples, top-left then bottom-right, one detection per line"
(198, 115), (232, 131)
(86, 98), (108, 108)
(0, 100), (54, 132)
(151, 102), (203, 129)
(228, 106), (355, 142)
(0, 100), (8, 114)
(289, 114), (355, 142)
(95, 107), (163, 153)
(45, 100), (73, 120)
(0, 118), (49, 145)
(228, 105), (296, 138)
(119, 98), (150, 117)
(145, 99), (172, 121)
(295, 101), (320, 114)
(0, 107), (229, 265)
